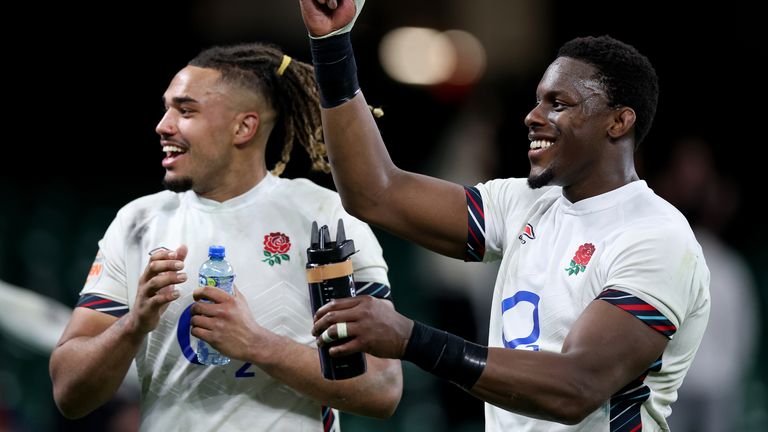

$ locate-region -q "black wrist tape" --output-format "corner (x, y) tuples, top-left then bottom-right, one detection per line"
(403, 320), (488, 390)
(309, 33), (360, 108)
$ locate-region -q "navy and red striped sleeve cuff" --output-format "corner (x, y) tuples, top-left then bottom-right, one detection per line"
(597, 289), (677, 338)
(76, 294), (128, 318)
(354, 281), (392, 301)
(321, 405), (337, 432)
(465, 186), (486, 262)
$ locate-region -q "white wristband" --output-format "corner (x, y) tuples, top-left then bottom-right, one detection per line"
(311, 0), (366, 39)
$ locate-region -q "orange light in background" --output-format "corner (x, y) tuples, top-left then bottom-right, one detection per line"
(442, 30), (486, 86)
(379, 27), (456, 85)
(379, 27), (486, 89)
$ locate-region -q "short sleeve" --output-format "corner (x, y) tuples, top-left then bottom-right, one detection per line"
(473, 178), (551, 263)
(336, 212), (390, 289)
(78, 211), (130, 305)
(599, 226), (709, 334)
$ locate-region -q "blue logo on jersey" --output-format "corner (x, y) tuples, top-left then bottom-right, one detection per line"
(177, 304), (204, 364)
(177, 304), (257, 376)
(501, 291), (541, 350)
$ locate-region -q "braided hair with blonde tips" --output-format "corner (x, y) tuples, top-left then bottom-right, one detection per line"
(189, 43), (330, 176)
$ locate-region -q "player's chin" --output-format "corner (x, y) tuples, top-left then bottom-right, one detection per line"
(527, 168), (554, 189)
(162, 174), (194, 193)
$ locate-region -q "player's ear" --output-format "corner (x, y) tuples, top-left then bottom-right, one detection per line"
(233, 112), (260, 145)
(608, 107), (635, 139)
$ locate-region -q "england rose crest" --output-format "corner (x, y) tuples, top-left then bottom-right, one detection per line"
(262, 232), (291, 266)
(565, 243), (595, 276)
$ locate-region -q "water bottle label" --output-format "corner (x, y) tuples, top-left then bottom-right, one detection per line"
(199, 275), (235, 294)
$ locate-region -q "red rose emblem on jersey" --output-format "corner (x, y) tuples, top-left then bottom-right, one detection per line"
(565, 243), (595, 276)
(573, 243), (595, 266)
(262, 232), (291, 266)
(264, 232), (291, 254)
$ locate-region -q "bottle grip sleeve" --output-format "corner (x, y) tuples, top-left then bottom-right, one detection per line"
(306, 260), (354, 283)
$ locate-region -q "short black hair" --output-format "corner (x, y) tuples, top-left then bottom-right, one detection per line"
(557, 35), (659, 148)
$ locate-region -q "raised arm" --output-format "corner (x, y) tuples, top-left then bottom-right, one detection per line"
(300, 0), (467, 259)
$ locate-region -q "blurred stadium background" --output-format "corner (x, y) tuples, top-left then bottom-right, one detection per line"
(1, 1), (763, 431)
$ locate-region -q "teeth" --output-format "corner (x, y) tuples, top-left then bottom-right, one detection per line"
(529, 140), (554, 150)
(162, 145), (186, 153)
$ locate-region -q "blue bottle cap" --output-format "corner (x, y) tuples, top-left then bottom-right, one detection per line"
(208, 245), (225, 258)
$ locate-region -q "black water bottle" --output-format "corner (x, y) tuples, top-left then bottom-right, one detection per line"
(306, 219), (367, 380)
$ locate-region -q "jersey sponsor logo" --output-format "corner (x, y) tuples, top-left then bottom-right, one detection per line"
(83, 250), (105, 289)
(501, 290), (541, 350)
(262, 232), (291, 266)
(177, 304), (204, 365)
(564, 242), (595, 276)
(177, 304), (258, 376)
(87, 262), (103, 281)
(518, 223), (536, 244)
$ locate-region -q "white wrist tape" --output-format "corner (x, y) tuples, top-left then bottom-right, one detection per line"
(311, 0), (366, 39)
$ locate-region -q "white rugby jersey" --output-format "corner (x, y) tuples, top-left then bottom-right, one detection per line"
(79, 173), (390, 432)
(466, 179), (709, 432)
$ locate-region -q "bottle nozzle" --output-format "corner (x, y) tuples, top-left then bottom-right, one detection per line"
(335, 218), (347, 244)
(306, 219), (356, 263)
(319, 225), (331, 249)
(310, 221), (319, 248)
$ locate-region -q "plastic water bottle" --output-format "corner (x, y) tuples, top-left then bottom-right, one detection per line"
(196, 245), (235, 366)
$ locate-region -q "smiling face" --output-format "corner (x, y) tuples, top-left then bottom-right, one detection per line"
(156, 66), (244, 195)
(524, 57), (618, 194)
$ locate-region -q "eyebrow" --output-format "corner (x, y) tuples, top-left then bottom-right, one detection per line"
(536, 89), (567, 101)
(162, 96), (199, 106)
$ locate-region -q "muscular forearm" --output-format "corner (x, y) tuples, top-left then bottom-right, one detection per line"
(253, 332), (402, 418)
(436, 300), (668, 424)
(470, 348), (605, 424)
(50, 315), (144, 419)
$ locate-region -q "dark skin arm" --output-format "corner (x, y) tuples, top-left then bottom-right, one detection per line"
(300, 2), (668, 421)
(312, 295), (668, 424)
(300, 0), (467, 259)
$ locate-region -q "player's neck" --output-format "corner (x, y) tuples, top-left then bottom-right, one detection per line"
(198, 163), (268, 203)
(563, 169), (639, 203)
